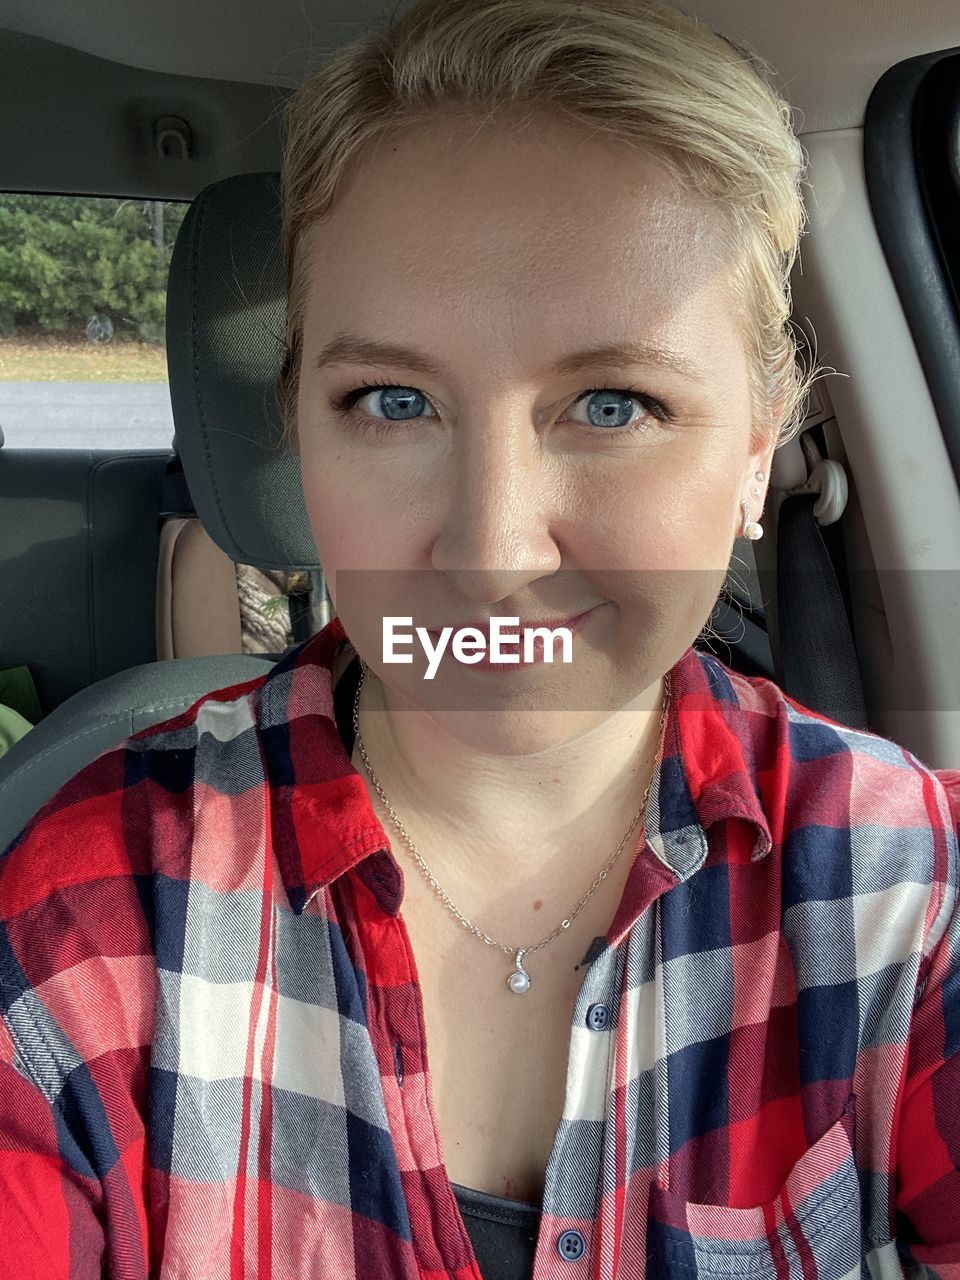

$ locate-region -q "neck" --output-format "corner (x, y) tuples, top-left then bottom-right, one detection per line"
(348, 664), (668, 908)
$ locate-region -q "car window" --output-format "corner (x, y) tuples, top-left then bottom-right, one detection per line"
(0, 192), (185, 449)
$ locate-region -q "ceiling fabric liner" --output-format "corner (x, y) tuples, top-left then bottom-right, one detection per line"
(0, 0), (958, 132)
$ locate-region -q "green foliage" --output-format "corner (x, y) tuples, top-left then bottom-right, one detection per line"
(0, 195), (187, 342)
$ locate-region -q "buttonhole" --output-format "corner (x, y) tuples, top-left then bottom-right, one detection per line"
(393, 1040), (404, 1087)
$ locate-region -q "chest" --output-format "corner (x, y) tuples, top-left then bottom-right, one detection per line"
(412, 934), (591, 1205)
(145, 868), (911, 1277)
(393, 851), (621, 1205)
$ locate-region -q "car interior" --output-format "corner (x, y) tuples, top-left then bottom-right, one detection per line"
(0, 0), (959, 853)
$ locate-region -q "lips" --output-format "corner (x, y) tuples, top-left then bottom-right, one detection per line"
(413, 606), (603, 674)
(425, 610), (594, 637)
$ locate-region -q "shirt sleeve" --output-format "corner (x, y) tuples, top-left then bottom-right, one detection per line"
(0, 744), (156, 1280)
(894, 767), (960, 1275)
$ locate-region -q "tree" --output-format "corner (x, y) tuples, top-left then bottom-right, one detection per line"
(0, 194), (188, 342)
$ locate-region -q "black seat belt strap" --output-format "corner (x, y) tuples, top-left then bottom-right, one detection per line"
(774, 492), (869, 730)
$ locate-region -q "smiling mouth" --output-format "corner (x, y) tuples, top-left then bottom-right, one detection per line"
(424, 608), (597, 637)
(420, 606), (603, 672)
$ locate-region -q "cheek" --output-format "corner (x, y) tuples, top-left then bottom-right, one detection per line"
(666, 426), (746, 550)
(300, 455), (381, 584)
(300, 451), (428, 633)
(583, 455), (739, 575)
(584, 452), (738, 650)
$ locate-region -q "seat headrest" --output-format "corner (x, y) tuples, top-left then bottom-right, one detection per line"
(166, 172), (321, 570)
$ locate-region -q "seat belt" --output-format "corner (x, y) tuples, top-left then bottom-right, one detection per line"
(773, 489), (870, 732)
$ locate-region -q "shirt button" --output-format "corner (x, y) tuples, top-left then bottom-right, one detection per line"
(586, 1003), (610, 1031)
(557, 1230), (586, 1261)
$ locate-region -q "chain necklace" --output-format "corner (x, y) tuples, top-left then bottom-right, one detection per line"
(351, 658), (671, 995)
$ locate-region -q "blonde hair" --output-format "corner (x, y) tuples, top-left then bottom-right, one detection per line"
(277, 0), (816, 452)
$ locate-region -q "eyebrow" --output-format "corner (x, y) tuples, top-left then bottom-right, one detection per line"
(312, 334), (705, 383)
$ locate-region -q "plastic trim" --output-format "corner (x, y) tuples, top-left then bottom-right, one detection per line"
(864, 47), (960, 483)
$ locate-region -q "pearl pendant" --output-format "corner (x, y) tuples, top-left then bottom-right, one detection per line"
(507, 948), (531, 994)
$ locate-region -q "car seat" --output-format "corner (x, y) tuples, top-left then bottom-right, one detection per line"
(0, 173), (315, 849)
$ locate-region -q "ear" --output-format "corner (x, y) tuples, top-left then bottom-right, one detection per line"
(743, 427), (779, 512)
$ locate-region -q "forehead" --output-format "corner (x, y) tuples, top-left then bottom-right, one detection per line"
(298, 114), (740, 361)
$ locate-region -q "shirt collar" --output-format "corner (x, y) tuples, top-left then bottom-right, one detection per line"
(256, 616), (772, 918)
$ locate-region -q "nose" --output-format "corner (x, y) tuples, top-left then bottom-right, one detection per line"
(429, 410), (560, 604)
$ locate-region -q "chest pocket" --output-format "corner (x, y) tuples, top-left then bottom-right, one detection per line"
(646, 1099), (861, 1278)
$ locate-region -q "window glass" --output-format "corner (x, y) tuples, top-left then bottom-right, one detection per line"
(0, 193), (185, 448)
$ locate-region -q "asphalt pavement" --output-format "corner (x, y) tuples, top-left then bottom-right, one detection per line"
(0, 381), (175, 449)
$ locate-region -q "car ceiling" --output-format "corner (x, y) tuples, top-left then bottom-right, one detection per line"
(1, 0), (959, 133)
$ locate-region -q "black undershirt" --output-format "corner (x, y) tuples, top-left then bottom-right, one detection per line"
(452, 1182), (541, 1279)
(333, 654), (544, 1278)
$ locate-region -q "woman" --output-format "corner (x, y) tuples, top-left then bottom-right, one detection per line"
(1, 0), (958, 1276)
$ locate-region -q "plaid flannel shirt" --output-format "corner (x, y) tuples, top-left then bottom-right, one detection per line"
(1, 613), (959, 1279)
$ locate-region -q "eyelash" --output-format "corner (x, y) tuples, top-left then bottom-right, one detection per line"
(329, 377), (675, 438)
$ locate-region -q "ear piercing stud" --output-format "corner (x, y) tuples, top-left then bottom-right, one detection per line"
(741, 471), (765, 540)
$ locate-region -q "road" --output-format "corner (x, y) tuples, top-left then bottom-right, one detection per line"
(0, 381), (175, 449)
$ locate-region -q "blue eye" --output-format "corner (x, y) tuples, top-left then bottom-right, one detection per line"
(334, 382), (435, 425)
(570, 387), (669, 431)
(330, 379), (673, 437)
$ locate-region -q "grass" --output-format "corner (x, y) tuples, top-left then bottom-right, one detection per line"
(0, 335), (168, 382)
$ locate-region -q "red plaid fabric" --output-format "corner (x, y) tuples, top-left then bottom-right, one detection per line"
(1, 613), (958, 1279)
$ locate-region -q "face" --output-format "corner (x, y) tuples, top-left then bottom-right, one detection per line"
(295, 109), (776, 752)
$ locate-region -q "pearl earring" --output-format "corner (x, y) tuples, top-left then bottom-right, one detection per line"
(741, 501), (763, 541)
